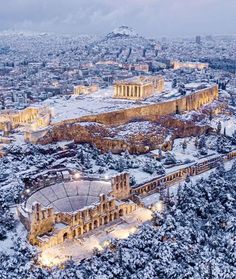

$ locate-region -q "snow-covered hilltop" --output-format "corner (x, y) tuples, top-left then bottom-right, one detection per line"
(93, 25), (152, 49)
(106, 26), (139, 39)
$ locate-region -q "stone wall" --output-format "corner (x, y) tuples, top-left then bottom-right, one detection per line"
(79, 85), (218, 125)
(32, 117), (211, 154)
(29, 203), (55, 245)
(111, 173), (130, 199)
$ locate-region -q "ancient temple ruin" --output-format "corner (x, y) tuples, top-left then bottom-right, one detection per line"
(114, 75), (164, 100)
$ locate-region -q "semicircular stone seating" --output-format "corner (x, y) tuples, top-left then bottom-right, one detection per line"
(25, 180), (112, 213)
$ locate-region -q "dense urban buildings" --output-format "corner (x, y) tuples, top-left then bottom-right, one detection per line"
(0, 23), (235, 279)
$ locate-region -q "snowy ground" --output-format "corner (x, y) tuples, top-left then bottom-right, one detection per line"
(39, 207), (152, 267)
(211, 114), (236, 136)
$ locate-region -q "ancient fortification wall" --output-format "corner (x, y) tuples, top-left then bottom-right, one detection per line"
(78, 85), (218, 125)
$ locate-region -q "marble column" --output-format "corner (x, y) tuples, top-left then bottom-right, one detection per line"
(141, 86), (143, 98)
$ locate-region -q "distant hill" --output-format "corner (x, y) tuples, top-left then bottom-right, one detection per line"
(92, 26), (154, 49)
(106, 26), (139, 39)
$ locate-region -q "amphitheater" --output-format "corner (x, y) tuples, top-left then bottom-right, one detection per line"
(25, 179), (112, 213)
(18, 172), (136, 249)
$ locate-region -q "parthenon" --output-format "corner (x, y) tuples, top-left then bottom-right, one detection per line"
(114, 75), (164, 100)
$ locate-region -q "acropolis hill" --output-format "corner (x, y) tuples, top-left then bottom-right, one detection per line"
(0, 78), (219, 153)
(18, 79), (218, 153)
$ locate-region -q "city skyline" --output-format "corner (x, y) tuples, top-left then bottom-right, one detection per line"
(0, 0), (235, 37)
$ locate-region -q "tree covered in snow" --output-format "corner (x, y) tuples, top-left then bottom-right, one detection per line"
(216, 121), (222, 135)
(198, 135), (206, 149)
(0, 238), (40, 279)
(155, 165), (166, 175)
(142, 159), (165, 175)
(129, 175), (136, 186)
(172, 78), (177, 88)
(164, 152), (177, 165)
(142, 160), (155, 174)
(217, 135), (232, 154)
(198, 135), (208, 155)
(182, 140), (187, 152)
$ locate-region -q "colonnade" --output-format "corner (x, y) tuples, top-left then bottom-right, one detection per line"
(132, 153), (228, 196)
(114, 83), (153, 100)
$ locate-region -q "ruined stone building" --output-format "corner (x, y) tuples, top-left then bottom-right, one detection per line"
(73, 84), (99, 95)
(0, 106), (51, 135)
(114, 75), (164, 100)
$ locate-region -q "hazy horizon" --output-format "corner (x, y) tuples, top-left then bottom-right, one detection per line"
(0, 0), (235, 37)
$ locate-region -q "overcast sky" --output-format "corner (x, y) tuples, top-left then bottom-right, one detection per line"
(0, 0), (235, 37)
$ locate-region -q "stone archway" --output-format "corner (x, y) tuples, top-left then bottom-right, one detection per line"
(63, 232), (68, 242)
(104, 215), (108, 225)
(77, 227), (82, 236)
(119, 209), (124, 217)
(94, 219), (98, 229)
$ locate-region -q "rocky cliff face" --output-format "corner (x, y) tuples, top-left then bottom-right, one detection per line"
(37, 114), (213, 154)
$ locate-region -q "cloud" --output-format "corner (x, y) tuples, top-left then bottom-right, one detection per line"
(0, 0), (235, 36)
